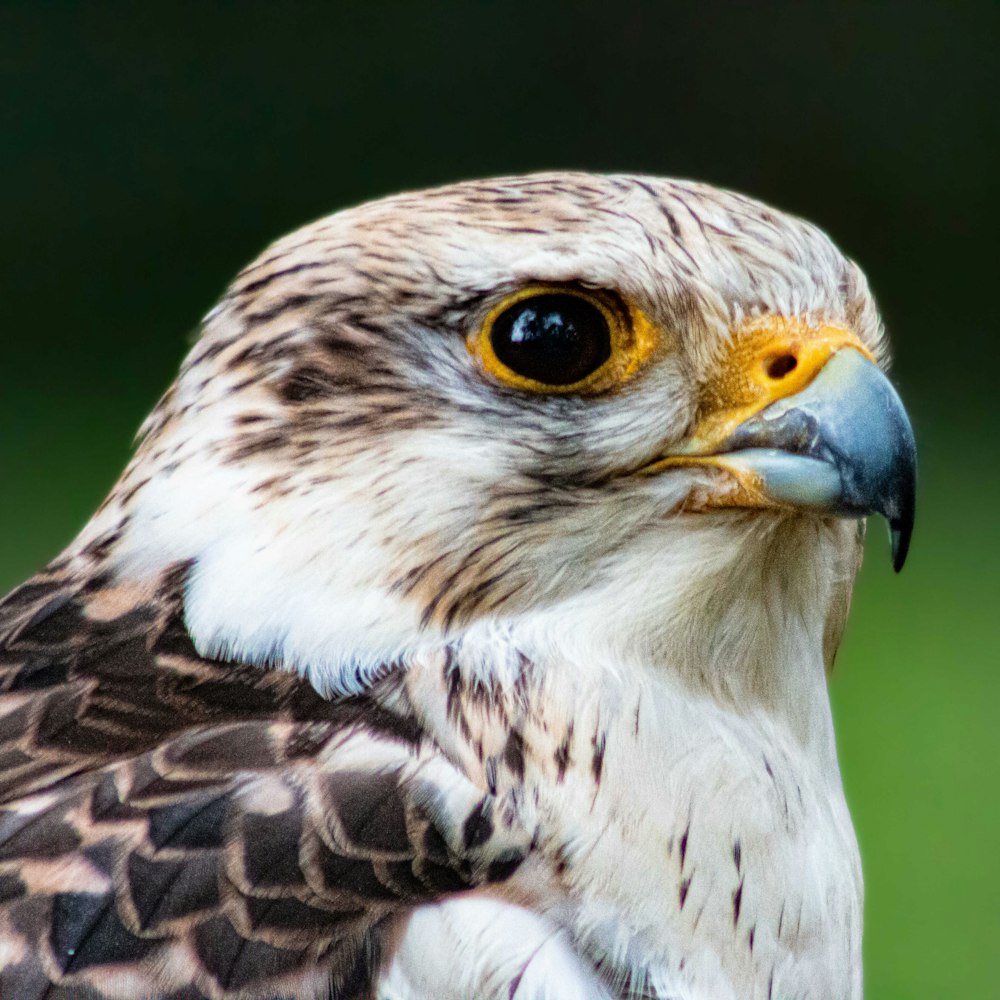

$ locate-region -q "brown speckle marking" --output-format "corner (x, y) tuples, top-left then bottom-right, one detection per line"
(590, 731), (606, 786)
(462, 799), (494, 850)
(503, 729), (526, 782)
(278, 365), (336, 403)
(554, 733), (572, 783)
(553, 844), (569, 876)
(679, 873), (693, 910)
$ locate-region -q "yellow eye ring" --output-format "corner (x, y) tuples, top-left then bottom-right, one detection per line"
(468, 284), (659, 394)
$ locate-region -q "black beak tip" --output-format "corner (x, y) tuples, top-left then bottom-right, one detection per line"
(890, 519), (912, 573)
(885, 422), (917, 574)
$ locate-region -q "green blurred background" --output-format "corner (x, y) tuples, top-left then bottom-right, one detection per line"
(1, 2), (996, 995)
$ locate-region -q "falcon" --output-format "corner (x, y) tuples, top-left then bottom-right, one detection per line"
(0, 174), (916, 1000)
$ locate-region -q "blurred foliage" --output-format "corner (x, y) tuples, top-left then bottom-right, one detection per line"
(1, 2), (996, 995)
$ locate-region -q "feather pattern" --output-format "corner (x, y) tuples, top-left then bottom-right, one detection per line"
(0, 564), (531, 999)
(0, 173), (890, 998)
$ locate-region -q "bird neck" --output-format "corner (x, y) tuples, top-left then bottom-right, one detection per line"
(402, 522), (850, 792)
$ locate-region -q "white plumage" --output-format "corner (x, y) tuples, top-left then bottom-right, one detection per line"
(0, 173), (914, 999)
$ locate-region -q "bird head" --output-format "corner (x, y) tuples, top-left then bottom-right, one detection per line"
(92, 174), (915, 700)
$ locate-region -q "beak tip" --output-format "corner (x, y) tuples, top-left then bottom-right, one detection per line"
(886, 427), (917, 574)
(890, 515), (913, 573)
(890, 527), (905, 573)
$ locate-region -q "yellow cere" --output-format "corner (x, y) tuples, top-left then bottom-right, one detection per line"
(685, 316), (876, 455)
(640, 316), (877, 511)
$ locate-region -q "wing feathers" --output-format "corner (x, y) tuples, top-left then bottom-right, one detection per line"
(0, 567), (530, 998)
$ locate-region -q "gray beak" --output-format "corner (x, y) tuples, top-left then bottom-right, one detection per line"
(722, 349), (917, 570)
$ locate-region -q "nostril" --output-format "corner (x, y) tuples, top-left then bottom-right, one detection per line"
(765, 354), (798, 380)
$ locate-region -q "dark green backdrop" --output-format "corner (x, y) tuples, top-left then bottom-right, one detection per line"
(2, 3), (997, 995)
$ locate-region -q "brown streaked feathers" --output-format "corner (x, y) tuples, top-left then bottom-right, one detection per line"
(0, 565), (528, 998)
(0, 172), (889, 1000)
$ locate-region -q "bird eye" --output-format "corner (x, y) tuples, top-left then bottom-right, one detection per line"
(470, 286), (658, 394)
(491, 294), (611, 386)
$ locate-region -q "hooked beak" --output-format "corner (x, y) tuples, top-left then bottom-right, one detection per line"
(647, 319), (917, 571)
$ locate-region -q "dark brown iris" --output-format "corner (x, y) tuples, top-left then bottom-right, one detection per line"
(490, 294), (611, 386)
